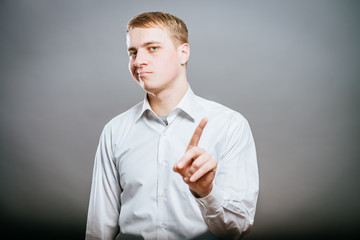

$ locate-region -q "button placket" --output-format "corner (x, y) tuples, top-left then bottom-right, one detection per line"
(159, 190), (166, 198)
(157, 128), (169, 236)
(160, 223), (167, 229)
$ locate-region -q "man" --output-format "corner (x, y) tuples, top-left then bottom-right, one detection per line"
(86, 12), (259, 240)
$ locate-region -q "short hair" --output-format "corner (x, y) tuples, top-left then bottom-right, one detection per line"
(126, 11), (188, 46)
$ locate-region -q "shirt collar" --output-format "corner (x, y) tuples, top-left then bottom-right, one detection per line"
(135, 94), (153, 122)
(174, 86), (203, 122)
(135, 85), (203, 123)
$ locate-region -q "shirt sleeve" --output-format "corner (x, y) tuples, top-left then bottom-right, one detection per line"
(195, 114), (259, 239)
(85, 123), (121, 240)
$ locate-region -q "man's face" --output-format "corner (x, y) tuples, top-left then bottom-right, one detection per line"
(127, 27), (184, 95)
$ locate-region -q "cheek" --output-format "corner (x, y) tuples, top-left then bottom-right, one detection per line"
(161, 54), (180, 75)
(167, 64), (179, 77)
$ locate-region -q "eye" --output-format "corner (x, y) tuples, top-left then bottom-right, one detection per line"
(149, 46), (158, 51)
(129, 51), (137, 57)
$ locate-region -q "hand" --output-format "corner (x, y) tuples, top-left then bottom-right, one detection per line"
(173, 117), (217, 198)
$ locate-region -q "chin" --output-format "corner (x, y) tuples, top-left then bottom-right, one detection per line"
(143, 85), (157, 94)
(143, 84), (161, 96)
(138, 78), (166, 95)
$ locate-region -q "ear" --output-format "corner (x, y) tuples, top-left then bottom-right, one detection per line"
(179, 43), (190, 65)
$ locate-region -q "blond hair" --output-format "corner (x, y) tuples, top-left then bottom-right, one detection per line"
(126, 12), (188, 46)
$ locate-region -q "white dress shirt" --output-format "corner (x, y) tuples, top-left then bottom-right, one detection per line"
(86, 86), (259, 240)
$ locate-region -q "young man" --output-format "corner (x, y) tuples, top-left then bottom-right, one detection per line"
(86, 12), (259, 240)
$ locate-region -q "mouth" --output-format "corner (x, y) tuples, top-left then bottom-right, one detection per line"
(138, 71), (152, 78)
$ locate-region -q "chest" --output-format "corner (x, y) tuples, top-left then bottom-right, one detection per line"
(113, 119), (223, 194)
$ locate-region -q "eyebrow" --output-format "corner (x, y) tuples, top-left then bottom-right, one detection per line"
(128, 41), (161, 52)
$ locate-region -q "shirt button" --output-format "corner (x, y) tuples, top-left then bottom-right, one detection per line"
(160, 191), (166, 198)
(160, 223), (167, 229)
(161, 131), (166, 136)
(161, 161), (166, 166)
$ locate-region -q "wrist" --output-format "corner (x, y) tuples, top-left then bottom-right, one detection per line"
(190, 185), (213, 198)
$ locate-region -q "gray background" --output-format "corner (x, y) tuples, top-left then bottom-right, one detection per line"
(1, 0), (359, 239)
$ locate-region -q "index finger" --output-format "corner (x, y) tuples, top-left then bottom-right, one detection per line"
(186, 117), (208, 151)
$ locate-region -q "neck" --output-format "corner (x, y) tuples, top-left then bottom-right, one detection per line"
(147, 79), (189, 116)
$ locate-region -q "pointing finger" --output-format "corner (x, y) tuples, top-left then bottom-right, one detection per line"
(187, 117), (208, 151)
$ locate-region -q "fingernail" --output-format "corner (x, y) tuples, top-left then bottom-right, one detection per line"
(184, 177), (188, 182)
(178, 162), (183, 168)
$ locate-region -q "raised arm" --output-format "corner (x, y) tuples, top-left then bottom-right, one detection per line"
(174, 115), (259, 239)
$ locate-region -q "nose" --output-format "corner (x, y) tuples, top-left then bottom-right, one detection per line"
(133, 49), (148, 68)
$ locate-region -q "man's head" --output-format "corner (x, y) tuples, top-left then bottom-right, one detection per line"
(126, 12), (190, 95)
(127, 11), (188, 48)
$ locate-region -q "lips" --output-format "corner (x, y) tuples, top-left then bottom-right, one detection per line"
(138, 71), (152, 78)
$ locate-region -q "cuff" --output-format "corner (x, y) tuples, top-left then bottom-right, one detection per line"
(195, 184), (224, 214)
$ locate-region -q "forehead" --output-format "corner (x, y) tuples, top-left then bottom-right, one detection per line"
(126, 27), (172, 47)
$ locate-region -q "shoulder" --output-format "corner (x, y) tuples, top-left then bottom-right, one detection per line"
(195, 95), (247, 125)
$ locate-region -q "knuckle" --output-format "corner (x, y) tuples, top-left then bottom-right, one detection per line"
(185, 150), (193, 159)
(198, 147), (205, 154)
(191, 147), (201, 155)
(193, 161), (201, 169)
(192, 147), (199, 153)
